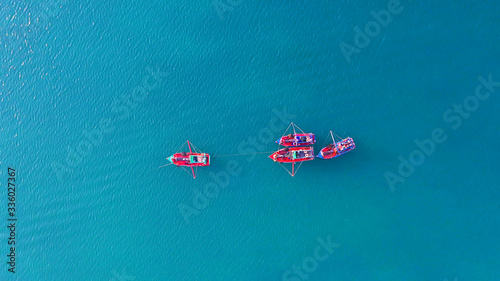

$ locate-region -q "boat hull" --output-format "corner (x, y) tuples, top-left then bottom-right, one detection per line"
(276, 133), (315, 146)
(269, 147), (314, 163)
(317, 137), (355, 159)
(168, 153), (210, 167)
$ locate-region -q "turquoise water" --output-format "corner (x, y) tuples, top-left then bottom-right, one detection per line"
(1, 1), (499, 280)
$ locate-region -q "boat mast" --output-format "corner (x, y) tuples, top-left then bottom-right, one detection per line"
(330, 131), (336, 146)
(292, 122), (297, 145)
(187, 140), (196, 179)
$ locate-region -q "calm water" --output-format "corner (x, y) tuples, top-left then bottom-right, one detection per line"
(1, 1), (499, 280)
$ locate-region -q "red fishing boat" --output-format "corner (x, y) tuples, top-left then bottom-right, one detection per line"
(276, 122), (316, 146)
(269, 147), (315, 163)
(269, 146), (314, 177)
(166, 140), (210, 179)
(317, 131), (355, 159)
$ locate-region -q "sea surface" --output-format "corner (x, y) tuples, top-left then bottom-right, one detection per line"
(1, 1), (499, 280)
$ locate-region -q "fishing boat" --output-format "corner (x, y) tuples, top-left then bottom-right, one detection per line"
(276, 122), (316, 146)
(269, 146), (314, 176)
(317, 131), (355, 159)
(269, 146), (315, 163)
(166, 140), (209, 179)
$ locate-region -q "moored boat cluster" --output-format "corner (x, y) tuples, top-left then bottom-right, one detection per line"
(269, 122), (355, 176)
